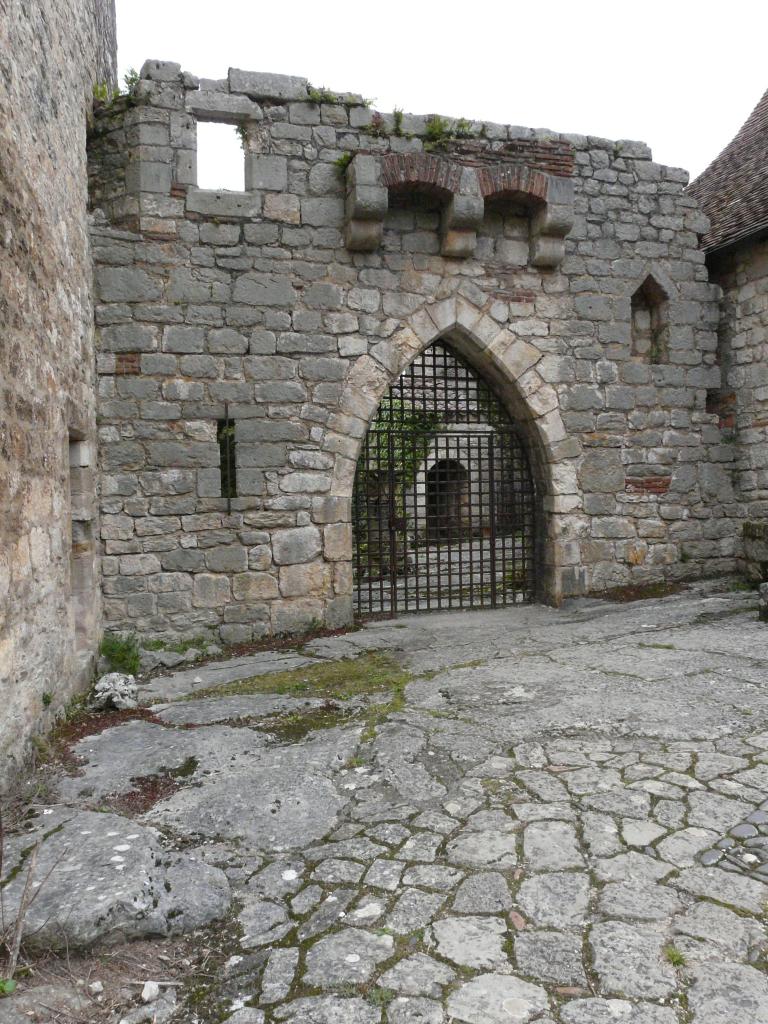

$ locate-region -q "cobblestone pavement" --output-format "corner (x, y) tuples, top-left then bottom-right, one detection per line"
(8, 581), (768, 1023)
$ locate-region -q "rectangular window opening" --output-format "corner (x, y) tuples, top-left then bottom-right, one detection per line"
(197, 121), (245, 191)
(218, 415), (237, 504)
(706, 389), (736, 428)
(68, 433), (95, 651)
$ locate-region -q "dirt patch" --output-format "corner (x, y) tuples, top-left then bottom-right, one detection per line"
(5, 933), (207, 1023)
(257, 700), (357, 742)
(102, 772), (182, 815)
(54, 707), (163, 746)
(100, 756), (199, 815)
(152, 621), (364, 678)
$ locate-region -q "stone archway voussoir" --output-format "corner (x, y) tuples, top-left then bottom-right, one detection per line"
(428, 296), (458, 335)
(488, 334), (544, 379)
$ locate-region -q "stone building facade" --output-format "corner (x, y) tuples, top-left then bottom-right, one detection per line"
(4, 22), (768, 777)
(689, 89), (768, 550)
(87, 61), (738, 645)
(0, 1), (117, 780)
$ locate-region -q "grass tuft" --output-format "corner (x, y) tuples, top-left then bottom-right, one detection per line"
(663, 944), (686, 967)
(186, 652), (411, 744)
(99, 633), (140, 675)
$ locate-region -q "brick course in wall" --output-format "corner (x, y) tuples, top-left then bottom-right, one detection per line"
(87, 61), (742, 644)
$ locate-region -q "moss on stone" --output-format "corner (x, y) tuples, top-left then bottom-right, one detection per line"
(188, 652), (410, 704)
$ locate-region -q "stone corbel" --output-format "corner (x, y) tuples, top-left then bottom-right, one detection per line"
(440, 166), (484, 258)
(529, 176), (575, 268)
(344, 155), (388, 251)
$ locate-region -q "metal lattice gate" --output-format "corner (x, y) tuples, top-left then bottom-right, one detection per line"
(353, 340), (537, 616)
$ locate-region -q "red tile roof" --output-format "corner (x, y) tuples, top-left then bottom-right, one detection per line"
(688, 87), (768, 253)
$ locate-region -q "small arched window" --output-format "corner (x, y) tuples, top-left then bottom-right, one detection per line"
(631, 276), (669, 364)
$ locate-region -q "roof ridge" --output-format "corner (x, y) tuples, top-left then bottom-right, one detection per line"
(688, 85), (768, 253)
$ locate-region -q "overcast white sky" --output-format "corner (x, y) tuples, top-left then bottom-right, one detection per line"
(116, 0), (767, 191)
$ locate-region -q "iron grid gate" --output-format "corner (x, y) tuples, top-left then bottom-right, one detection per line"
(353, 340), (537, 616)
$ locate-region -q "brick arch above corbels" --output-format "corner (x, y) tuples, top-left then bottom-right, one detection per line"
(344, 153), (574, 264)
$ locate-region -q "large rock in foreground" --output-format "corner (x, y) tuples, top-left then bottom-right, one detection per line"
(147, 766), (346, 852)
(2, 809), (230, 949)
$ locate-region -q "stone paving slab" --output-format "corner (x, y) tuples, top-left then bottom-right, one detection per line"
(1, 811), (229, 950)
(5, 582), (768, 1023)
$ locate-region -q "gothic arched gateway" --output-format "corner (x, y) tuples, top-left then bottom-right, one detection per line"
(352, 338), (537, 616)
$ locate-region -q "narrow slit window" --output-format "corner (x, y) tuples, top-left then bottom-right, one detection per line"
(197, 121), (245, 191)
(218, 416), (237, 501)
(68, 434), (95, 649)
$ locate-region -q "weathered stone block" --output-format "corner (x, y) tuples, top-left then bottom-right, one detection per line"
(140, 60), (182, 82)
(96, 267), (162, 302)
(186, 189), (261, 219)
(579, 450), (625, 493)
(253, 382), (307, 403)
(120, 553), (162, 576)
(280, 472), (331, 493)
(272, 526), (322, 565)
(199, 223), (242, 245)
(300, 356), (346, 381)
(323, 523), (351, 561)
(147, 442), (219, 468)
(125, 160), (172, 194)
(271, 597), (325, 634)
(232, 572), (280, 601)
(186, 91), (262, 122)
(206, 327), (247, 354)
(179, 355), (218, 378)
(233, 274), (297, 307)
(263, 193), (301, 224)
(163, 326), (205, 353)
(193, 573), (231, 607)
(301, 197), (345, 228)
(101, 324), (158, 352)
(205, 545), (248, 572)
(228, 68), (309, 102)
(237, 419), (306, 442)
(245, 155), (288, 191)
(278, 562), (330, 598)
(237, 443), (288, 469)
(160, 548), (205, 572)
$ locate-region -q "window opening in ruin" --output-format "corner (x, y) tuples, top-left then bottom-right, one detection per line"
(68, 434), (94, 651)
(631, 276), (669, 364)
(197, 121), (245, 191)
(218, 409), (237, 509)
(352, 339), (537, 616)
(426, 459), (469, 541)
(706, 389), (736, 429)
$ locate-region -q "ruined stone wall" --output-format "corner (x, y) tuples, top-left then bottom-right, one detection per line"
(0, 0), (116, 782)
(89, 62), (738, 644)
(708, 238), (768, 527)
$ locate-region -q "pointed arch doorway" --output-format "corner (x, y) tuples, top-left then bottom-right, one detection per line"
(352, 338), (538, 616)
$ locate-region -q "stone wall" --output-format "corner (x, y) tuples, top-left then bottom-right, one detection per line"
(89, 61), (739, 644)
(707, 238), (768, 527)
(0, 0), (116, 783)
